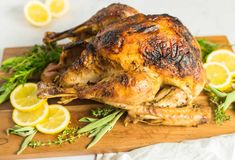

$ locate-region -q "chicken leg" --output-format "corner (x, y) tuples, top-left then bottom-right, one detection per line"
(43, 3), (138, 44)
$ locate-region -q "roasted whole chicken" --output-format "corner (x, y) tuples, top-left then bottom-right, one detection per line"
(38, 3), (211, 126)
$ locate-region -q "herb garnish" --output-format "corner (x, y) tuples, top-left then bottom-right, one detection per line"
(6, 125), (37, 155)
(204, 85), (235, 124)
(6, 106), (125, 154)
(29, 127), (84, 148)
(91, 105), (117, 117)
(0, 44), (62, 104)
(78, 108), (125, 148)
(197, 39), (219, 62)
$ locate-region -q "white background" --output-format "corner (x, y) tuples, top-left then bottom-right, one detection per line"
(1, 0), (235, 159)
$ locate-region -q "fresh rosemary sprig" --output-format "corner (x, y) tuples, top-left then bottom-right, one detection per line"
(197, 39), (219, 63)
(0, 44), (62, 104)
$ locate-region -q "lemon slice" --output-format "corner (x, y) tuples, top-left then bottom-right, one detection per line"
(13, 103), (49, 126)
(207, 49), (235, 77)
(24, 1), (52, 27)
(10, 83), (47, 112)
(45, 0), (69, 18)
(36, 105), (70, 134)
(204, 62), (232, 91)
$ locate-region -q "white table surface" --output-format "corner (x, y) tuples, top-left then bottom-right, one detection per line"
(1, 0), (235, 159)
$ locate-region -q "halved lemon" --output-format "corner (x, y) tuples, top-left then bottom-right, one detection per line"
(207, 49), (235, 77)
(13, 103), (49, 126)
(10, 83), (47, 112)
(45, 0), (69, 18)
(204, 62), (232, 91)
(36, 105), (70, 134)
(24, 1), (52, 27)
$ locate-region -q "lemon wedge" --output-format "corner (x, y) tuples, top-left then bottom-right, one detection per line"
(10, 83), (47, 112)
(45, 0), (69, 18)
(24, 1), (52, 27)
(13, 103), (49, 126)
(204, 62), (232, 91)
(36, 105), (70, 134)
(207, 49), (235, 77)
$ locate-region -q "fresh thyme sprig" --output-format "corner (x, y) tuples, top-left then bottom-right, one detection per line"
(29, 127), (84, 148)
(0, 44), (62, 104)
(91, 105), (117, 117)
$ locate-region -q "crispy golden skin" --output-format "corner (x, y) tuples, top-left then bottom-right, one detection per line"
(41, 3), (138, 82)
(38, 5), (209, 126)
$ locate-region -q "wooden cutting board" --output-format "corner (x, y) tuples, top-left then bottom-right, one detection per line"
(0, 36), (234, 159)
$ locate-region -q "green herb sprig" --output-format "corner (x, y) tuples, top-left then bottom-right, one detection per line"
(78, 107), (125, 148)
(91, 105), (117, 117)
(29, 127), (84, 148)
(6, 125), (37, 155)
(204, 85), (235, 124)
(197, 39), (219, 62)
(0, 44), (62, 104)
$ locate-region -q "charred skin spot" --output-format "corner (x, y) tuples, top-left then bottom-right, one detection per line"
(117, 73), (129, 86)
(99, 30), (120, 50)
(95, 81), (115, 97)
(71, 43), (96, 70)
(63, 40), (87, 50)
(131, 24), (158, 33)
(101, 87), (114, 97)
(89, 3), (138, 25)
(86, 43), (96, 56)
(97, 29), (125, 54)
(73, 54), (86, 68)
(141, 36), (197, 78)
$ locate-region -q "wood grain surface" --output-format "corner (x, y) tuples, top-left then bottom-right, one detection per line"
(0, 36), (234, 159)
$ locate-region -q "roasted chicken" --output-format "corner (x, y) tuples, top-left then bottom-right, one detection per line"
(38, 3), (211, 126)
